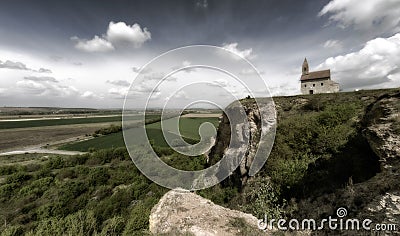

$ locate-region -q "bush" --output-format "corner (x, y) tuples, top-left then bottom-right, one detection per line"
(19, 177), (54, 198)
(32, 210), (97, 235)
(94, 125), (122, 136)
(242, 177), (285, 219)
(0, 165), (19, 176)
(123, 203), (150, 233)
(5, 172), (31, 185)
(0, 225), (23, 236)
(45, 156), (64, 169)
(100, 216), (125, 236)
(88, 168), (110, 186)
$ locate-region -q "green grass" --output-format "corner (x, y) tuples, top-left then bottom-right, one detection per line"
(0, 116), (124, 129)
(146, 117), (219, 140)
(60, 117), (220, 151)
(60, 132), (126, 152)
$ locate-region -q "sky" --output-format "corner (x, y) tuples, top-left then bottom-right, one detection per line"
(0, 0), (400, 108)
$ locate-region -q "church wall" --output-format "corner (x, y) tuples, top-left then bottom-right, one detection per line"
(301, 78), (339, 95)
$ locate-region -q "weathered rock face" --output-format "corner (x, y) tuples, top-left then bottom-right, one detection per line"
(149, 189), (265, 236)
(363, 92), (400, 165)
(207, 98), (276, 187)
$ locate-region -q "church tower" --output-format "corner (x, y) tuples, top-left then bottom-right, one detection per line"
(302, 58), (309, 75)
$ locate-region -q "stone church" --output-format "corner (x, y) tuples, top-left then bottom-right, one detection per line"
(300, 58), (339, 95)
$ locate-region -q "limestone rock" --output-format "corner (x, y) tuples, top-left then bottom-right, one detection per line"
(149, 189), (266, 236)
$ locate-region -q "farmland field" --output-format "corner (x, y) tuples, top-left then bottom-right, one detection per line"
(0, 116), (123, 129)
(0, 122), (121, 152)
(60, 117), (220, 151)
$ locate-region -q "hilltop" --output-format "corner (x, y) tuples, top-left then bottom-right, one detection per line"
(0, 87), (399, 235)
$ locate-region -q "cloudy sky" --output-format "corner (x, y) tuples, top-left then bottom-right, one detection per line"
(0, 0), (400, 108)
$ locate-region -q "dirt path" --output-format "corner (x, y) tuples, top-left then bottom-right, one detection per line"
(0, 148), (85, 156)
(181, 113), (222, 118)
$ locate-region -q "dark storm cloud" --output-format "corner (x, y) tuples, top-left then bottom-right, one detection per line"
(0, 0), (330, 52)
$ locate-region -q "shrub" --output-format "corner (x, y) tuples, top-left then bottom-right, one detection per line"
(0, 225), (23, 236)
(45, 156), (64, 169)
(100, 216), (125, 236)
(5, 172), (31, 185)
(88, 168), (110, 186)
(242, 177), (285, 219)
(123, 203), (150, 233)
(19, 177), (54, 198)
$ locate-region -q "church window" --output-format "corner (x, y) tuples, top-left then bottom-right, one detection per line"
(321, 83), (324, 86)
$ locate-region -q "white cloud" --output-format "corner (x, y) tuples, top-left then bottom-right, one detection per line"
(210, 79), (229, 87)
(106, 21), (151, 48)
(16, 76), (81, 97)
(132, 66), (152, 74)
(172, 60), (197, 73)
(108, 87), (129, 99)
(106, 80), (130, 87)
(222, 43), (255, 60)
(71, 35), (115, 52)
(38, 68), (52, 73)
(73, 62), (83, 66)
(323, 39), (343, 49)
(165, 90), (189, 102)
(82, 91), (96, 99)
(182, 60), (191, 67)
(239, 68), (264, 75)
(54, 85), (80, 97)
(319, 0), (400, 34)
(173, 90), (189, 99)
(71, 21), (151, 52)
(317, 33), (400, 90)
(0, 60), (29, 70)
(0, 59), (53, 73)
(16, 80), (47, 94)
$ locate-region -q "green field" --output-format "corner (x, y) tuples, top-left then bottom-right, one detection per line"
(0, 116), (123, 129)
(60, 117), (219, 151)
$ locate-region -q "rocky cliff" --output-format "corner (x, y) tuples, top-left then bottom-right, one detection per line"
(150, 89), (400, 235)
(206, 89), (400, 234)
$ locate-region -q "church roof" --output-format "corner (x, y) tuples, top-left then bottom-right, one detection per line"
(301, 69), (330, 81)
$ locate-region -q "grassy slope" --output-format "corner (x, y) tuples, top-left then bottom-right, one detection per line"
(199, 88), (400, 219)
(0, 148), (207, 235)
(0, 151), (167, 235)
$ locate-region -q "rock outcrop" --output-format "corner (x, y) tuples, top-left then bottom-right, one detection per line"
(150, 91), (400, 236)
(149, 189), (265, 236)
(295, 92), (400, 235)
(207, 98), (276, 188)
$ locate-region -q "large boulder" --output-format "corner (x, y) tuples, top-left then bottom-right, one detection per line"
(149, 189), (266, 236)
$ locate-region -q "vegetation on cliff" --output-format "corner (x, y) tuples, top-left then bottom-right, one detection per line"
(1, 88), (399, 235)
